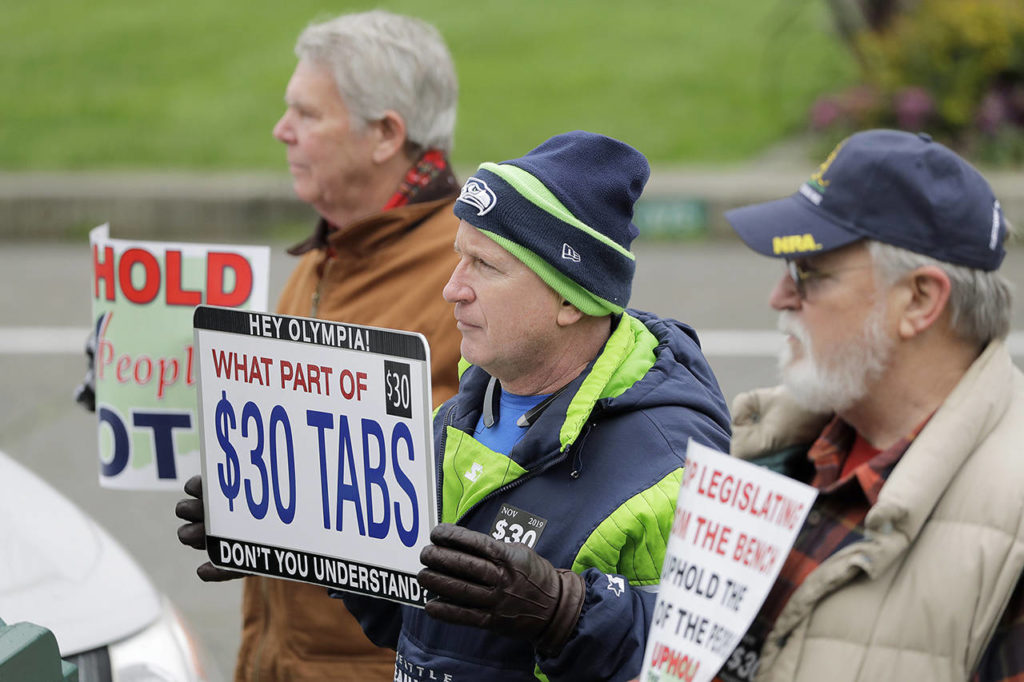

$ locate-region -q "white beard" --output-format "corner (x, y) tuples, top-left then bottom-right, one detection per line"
(778, 304), (892, 414)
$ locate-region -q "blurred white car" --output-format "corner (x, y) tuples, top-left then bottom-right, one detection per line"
(0, 450), (219, 682)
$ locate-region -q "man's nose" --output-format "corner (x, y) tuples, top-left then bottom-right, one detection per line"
(769, 271), (801, 311)
(442, 263), (472, 304)
(273, 111), (295, 144)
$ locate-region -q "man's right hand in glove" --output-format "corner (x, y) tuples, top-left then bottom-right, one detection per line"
(418, 523), (586, 658)
(174, 474), (245, 582)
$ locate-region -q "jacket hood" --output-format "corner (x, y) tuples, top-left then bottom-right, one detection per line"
(601, 308), (730, 418)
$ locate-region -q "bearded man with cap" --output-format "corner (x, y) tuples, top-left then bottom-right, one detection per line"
(337, 130), (732, 681)
(716, 129), (1024, 682)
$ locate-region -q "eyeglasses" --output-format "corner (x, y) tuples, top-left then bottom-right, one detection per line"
(785, 260), (873, 299)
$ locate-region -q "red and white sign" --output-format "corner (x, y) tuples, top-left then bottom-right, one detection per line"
(639, 440), (817, 682)
(194, 306), (436, 607)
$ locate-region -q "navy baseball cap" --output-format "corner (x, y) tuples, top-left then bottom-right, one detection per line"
(725, 129), (1007, 271)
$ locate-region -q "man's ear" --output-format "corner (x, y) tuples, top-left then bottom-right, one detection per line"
(371, 110), (408, 164)
(896, 266), (952, 339)
(556, 299), (584, 327)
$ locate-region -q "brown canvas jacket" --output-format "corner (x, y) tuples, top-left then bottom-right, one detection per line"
(235, 196), (462, 682)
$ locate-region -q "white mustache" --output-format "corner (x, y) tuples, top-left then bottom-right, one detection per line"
(777, 311), (809, 348)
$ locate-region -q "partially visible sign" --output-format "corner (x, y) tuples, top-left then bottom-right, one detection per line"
(194, 306), (436, 607)
(633, 198), (708, 239)
(90, 224), (269, 490)
(639, 440), (817, 682)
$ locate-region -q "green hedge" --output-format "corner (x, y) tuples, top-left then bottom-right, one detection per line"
(1, 0), (854, 169)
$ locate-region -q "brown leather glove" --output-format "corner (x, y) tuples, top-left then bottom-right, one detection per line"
(174, 474), (245, 582)
(418, 523), (586, 658)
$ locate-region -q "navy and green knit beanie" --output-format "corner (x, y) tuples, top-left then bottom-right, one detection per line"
(453, 131), (650, 316)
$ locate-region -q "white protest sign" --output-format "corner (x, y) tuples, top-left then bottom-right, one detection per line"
(90, 224), (270, 490)
(639, 440), (817, 682)
(194, 306), (436, 607)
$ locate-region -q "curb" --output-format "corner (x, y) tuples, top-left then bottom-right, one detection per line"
(1, 167), (1022, 242)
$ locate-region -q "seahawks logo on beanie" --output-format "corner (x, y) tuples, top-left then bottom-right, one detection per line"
(452, 131), (651, 316)
(457, 178), (497, 216)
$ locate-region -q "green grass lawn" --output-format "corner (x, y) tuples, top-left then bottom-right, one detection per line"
(0, 0), (855, 170)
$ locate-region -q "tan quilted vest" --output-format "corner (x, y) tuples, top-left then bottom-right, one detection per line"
(731, 341), (1024, 682)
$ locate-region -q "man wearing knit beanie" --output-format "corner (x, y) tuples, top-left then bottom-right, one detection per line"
(338, 131), (732, 681)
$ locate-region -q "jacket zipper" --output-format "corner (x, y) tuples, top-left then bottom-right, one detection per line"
(569, 421), (596, 479)
(570, 406), (601, 479)
(311, 257), (334, 317)
(435, 403), (457, 524)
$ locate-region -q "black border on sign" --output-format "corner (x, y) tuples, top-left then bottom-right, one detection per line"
(207, 535), (427, 607)
(194, 305), (427, 361)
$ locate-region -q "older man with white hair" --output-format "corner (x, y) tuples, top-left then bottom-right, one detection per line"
(717, 129), (1023, 682)
(175, 10), (463, 681)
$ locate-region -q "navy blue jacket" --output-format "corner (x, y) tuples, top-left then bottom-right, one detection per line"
(342, 310), (730, 681)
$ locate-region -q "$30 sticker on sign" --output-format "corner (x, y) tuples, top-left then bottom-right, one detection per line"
(193, 306), (437, 605)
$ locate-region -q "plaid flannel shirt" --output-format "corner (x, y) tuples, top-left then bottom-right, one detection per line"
(716, 417), (1023, 682)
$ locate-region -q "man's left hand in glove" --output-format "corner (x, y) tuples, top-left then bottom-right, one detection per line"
(175, 474), (245, 582)
(418, 523), (586, 658)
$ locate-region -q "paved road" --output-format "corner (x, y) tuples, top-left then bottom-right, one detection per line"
(2, 240), (1022, 679)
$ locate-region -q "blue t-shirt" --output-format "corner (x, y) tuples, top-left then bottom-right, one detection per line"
(472, 390), (549, 456)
